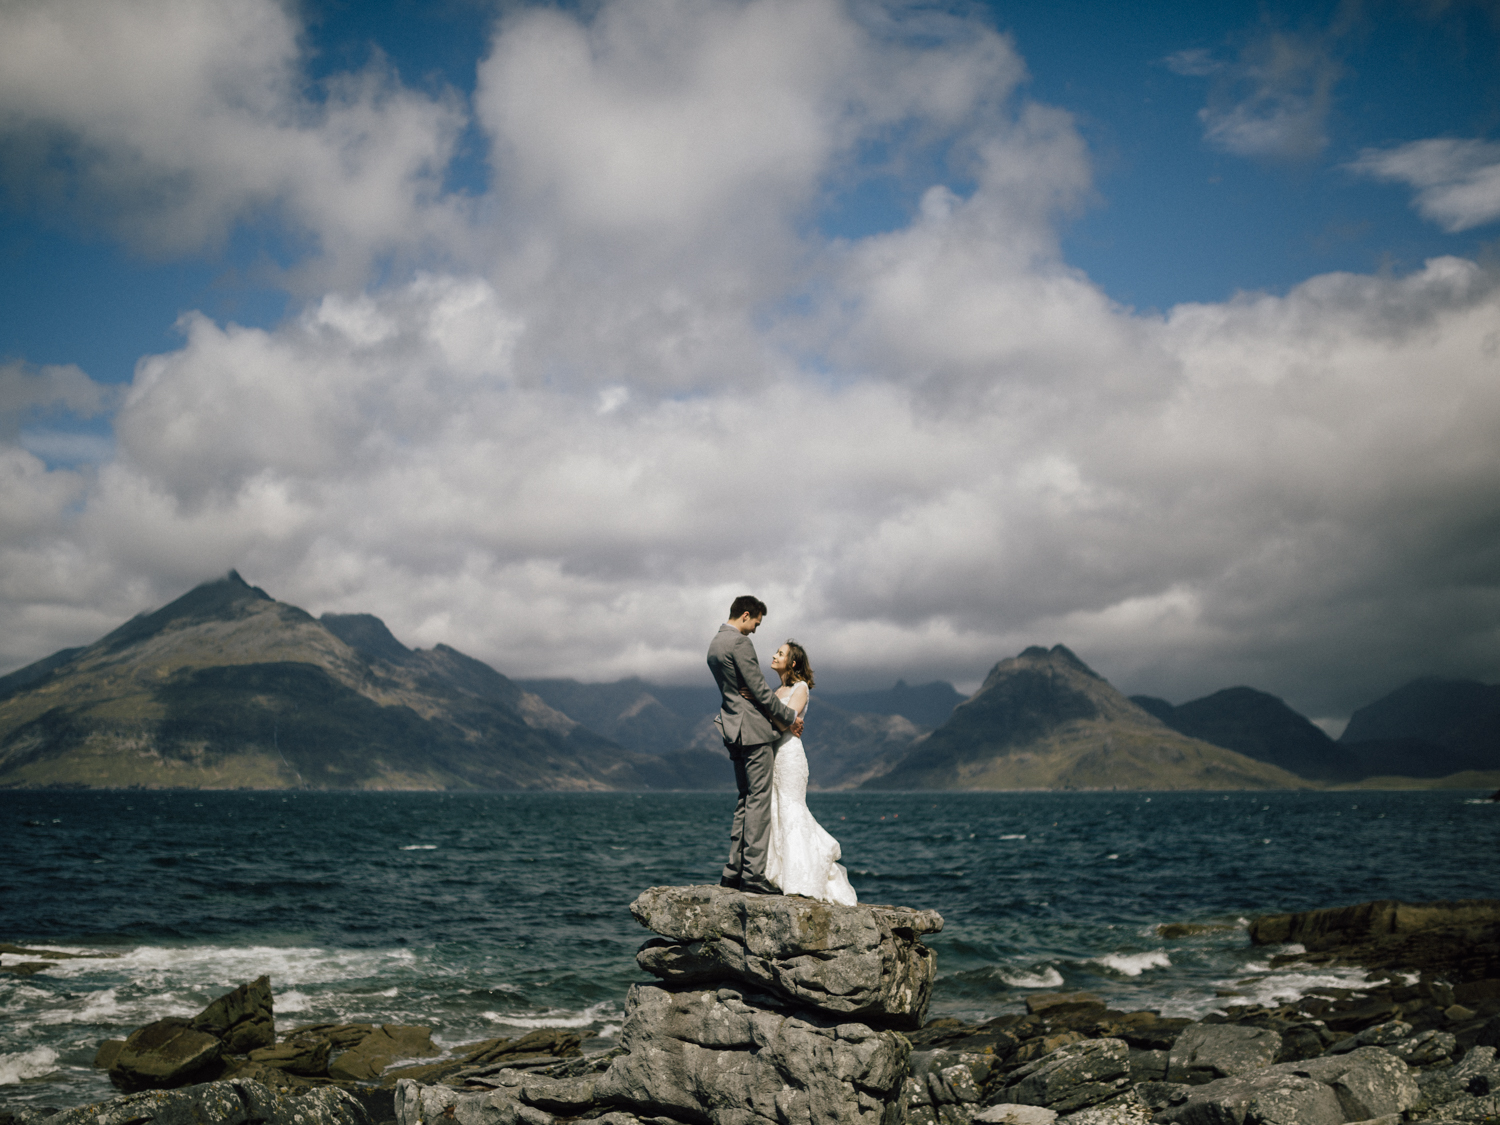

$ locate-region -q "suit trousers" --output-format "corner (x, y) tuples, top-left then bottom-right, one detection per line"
(722, 740), (776, 889)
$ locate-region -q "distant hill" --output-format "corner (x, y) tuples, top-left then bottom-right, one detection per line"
(865, 645), (1310, 790)
(517, 677), (924, 790)
(0, 573), (688, 791)
(1339, 678), (1499, 778)
(817, 680), (967, 730)
(1130, 687), (1357, 781)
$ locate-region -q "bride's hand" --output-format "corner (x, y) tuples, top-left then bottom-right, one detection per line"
(739, 688), (753, 700)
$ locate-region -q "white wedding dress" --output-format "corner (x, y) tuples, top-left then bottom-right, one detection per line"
(764, 682), (858, 905)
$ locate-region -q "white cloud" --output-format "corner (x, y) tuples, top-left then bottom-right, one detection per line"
(0, 0), (468, 287)
(0, 0), (1498, 724)
(1173, 30), (1340, 161)
(1348, 138), (1500, 232)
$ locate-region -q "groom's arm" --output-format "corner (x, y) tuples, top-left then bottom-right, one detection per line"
(732, 636), (797, 729)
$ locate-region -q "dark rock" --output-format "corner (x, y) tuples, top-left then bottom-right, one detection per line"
(1023, 992), (1101, 1015)
(1323, 1000), (1403, 1033)
(38, 1079), (370, 1125)
(395, 1081), (551, 1125)
(1416, 1044), (1500, 1110)
(592, 983), (909, 1125)
(110, 1018), (223, 1089)
(1327, 1019), (1411, 1053)
(1156, 1070), (1345, 1125)
(1128, 1048), (1167, 1080)
(990, 1037), (1130, 1113)
(1387, 1028), (1456, 1065)
(248, 1038), (331, 1076)
(1167, 1022), (1281, 1083)
(1249, 899), (1500, 983)
(192, 975), (275, 1053)
(327, 1025), (439, 1082)
(91, 1040), (125, 1070)
(1456, 978), (1500, 1013)
(1478, 1015), (1500, 1048)
(1274, 1023), (1328, 1062)
(386, 1030), (585, 1087)
(630, 884), (942, 1029)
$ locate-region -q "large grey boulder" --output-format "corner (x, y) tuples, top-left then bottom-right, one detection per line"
(990, 1038), (1130, 1114)
(1154, 1045), (1417, 1125)
(1167, 1023), (1282, 1084)
(1153, 1070), (1345, 1125)
(1297, 1046), (1419, 1121)
(593, 984), (909, 1125)
(630, 885), (943, 1029)
(35, 1078), (368, 1125)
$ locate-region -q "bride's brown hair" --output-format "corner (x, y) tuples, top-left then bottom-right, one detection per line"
(780, 640), (815, 689)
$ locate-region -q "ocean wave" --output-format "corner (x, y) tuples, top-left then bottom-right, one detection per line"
(994, 966), (1064, 989)
(1095, 951), (1172, 976)
(0, 1047), (59, 1085)
(1157, 963), (1378, 1018)
(39, 944), (419, 988)
(482, 1000), (620, 1030)
(399, 845), (438, 850)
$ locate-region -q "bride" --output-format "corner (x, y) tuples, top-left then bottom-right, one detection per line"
(762, 641), (857, 905)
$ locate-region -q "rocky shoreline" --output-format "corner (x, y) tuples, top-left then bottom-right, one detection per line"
(4, 894), (1500, 1125)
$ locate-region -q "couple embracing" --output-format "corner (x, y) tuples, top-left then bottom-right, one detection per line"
(706, 595), (857, 905)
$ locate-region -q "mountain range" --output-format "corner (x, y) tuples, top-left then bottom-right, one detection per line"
(1, 574), (1495, 790)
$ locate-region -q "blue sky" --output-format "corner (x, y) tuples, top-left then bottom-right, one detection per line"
(2, 0), (1498, 723)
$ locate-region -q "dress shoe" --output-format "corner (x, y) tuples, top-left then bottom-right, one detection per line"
(740, 880), (778, 895)
(719, 877), (741, 889)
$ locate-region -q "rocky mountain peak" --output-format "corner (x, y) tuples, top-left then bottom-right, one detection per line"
(97, 570), (280, 655)
(320, 613), (413, 665)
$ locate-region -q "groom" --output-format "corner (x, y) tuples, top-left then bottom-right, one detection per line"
(707, 595), (802, 894)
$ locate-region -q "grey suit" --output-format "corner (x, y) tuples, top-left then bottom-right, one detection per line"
(707, 623), (797, 890)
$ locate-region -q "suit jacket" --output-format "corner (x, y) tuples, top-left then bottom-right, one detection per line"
(707, 623), (797, 747)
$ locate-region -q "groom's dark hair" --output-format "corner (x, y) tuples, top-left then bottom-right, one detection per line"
(728, 595), (768, 620)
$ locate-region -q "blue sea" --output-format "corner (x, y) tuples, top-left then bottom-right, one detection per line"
(3, 789), (1497, 1107)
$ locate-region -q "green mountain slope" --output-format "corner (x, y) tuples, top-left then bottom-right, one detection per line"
(864, 645), (1312, 790)
(0, 572), (674, 790)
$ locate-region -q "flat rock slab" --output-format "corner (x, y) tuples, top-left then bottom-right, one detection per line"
(329, 1025), (440, 1082)
(594, 983), (910, 1125)
(110, 1019), (223, 1089)
(1168, 1022), (1282, 1083)
(993, 1037), (1130, 1114)
(630, 885), (942, 1028)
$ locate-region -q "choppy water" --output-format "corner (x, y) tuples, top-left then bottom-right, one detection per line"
(3, 789), (1497, 1107)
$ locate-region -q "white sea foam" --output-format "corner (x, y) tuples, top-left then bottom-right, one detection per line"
(483, 1000), (619, 1030)
(40, 944), (418, 988)
(995, 966), (1064, 989)
(399, 845), (437, 850)
(1158, 962), (1378, 1017)
(998, 834), (1026, 840)
(0, 1046), (59, 1085)
(1096, 951), (1171, 976)
(277, 990), (313, 1013)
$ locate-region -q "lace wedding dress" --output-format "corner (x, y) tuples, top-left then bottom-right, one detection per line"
(764, 682), (858, 905)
